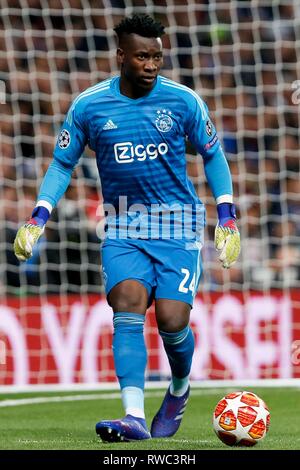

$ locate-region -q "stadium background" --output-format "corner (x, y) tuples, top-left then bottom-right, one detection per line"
(0, 0), (299, 386)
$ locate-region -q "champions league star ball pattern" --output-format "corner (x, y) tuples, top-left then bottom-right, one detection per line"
(58, 129), (71, 149)
(213, 391), (270, 446)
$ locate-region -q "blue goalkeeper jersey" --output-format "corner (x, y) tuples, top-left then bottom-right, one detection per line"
(47, 75), (231, 240)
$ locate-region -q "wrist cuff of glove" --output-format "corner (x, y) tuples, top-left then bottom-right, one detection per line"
(30, 206), (50, 227)
(217, 202), (236, 220)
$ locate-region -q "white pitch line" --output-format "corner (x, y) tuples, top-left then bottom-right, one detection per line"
(167, 439), (211, 444)
(0, 388), (234, 409)
(0, 393), (120, 408)
(1, 378), (300, 394)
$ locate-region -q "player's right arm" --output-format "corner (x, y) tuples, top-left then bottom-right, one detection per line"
(14, 101), (88, 261)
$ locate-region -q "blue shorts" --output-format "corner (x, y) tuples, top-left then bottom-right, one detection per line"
(101, 238), (203, 307)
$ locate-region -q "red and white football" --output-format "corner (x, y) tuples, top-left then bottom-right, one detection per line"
(213, 391), (270, 446)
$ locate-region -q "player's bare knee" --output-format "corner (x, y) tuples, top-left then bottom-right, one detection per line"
(156, 313), (189, 333)
(113, 296), (145, 313)
(109, 280), (148, 313)
(155, 300), (190, 332)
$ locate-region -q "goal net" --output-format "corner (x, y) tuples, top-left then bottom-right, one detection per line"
(0, 0), (299, 387)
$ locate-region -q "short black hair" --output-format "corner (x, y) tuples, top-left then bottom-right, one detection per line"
(114, 14), (165, 42)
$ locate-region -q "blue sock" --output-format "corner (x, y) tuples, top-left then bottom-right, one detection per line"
(159, 326), (194, 396)
(113, 312), (147, 419)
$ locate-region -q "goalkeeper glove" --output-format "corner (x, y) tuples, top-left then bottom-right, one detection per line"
(214, 202), (240, 269)
(14, 206), (50, 261)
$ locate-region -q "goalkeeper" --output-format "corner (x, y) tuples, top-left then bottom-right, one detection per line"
(14, 14), (240, 442)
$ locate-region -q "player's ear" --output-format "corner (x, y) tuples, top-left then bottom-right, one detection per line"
(116, 48), (124, 65)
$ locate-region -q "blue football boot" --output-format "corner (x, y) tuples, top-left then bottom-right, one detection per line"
(151, 386), (190, 438)
(96, 414), (151, 442)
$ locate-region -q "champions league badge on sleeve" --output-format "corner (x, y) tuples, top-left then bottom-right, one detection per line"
(155, 109), (174, 132)
(58, 129), (71, 149)
(205, 120), (213, 136)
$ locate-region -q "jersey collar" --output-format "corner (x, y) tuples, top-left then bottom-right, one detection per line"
(111, 75), (161, 103)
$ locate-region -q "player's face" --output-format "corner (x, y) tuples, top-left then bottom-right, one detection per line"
(117, 34), (163, 97)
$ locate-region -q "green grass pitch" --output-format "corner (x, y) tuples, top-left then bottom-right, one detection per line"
(0, 387), (299, 450)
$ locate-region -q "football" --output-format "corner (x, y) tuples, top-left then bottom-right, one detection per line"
(213, 391), (270, 446)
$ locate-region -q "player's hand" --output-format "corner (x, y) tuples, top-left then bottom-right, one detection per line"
(214, 202), (240, 269)
(14, 222), (44, 261)
(13, 206), (50, 261)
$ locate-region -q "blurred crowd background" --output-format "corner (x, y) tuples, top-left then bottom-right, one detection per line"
(0, 0), (299, 296)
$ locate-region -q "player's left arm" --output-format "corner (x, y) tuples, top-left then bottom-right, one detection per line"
(185, 95), (240, 269)
(204, 148), (240, 269)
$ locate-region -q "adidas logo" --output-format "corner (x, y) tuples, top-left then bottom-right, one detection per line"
(174, 404), (187, 421)
(103, 119), (118, 130)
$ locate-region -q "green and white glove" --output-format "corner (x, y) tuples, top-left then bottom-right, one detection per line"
(214, 203), (241, 269)
(14, 206), (49, 261)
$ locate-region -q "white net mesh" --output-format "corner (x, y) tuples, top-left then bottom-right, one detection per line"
(0, 0), (299, 385)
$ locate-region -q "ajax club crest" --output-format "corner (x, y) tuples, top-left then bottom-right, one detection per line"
(155, 109), (173, 133)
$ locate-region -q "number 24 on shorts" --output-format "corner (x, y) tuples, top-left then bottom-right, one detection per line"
(178, 268), (196, 294)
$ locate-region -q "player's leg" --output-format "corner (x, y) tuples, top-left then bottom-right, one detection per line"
(109, 280), (149, 422)
(96, 280), (151, 442)
(151, 299), (194, 438)
(155, 299), (193, 395)
(96, 240), (154, 442)
(149, 239), (202, 437)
